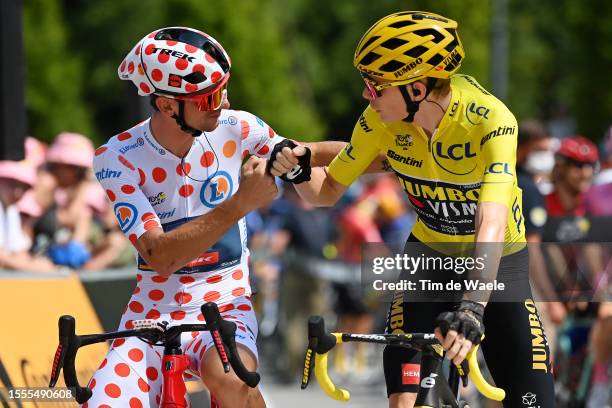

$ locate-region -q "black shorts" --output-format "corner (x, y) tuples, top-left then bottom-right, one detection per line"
(383, 236), (555, 407)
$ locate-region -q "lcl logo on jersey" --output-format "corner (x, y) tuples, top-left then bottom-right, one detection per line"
(433, 141), (477, 175)
(114, 202), (138, 232)
(200, 171), (234, 208)
(466, 101), (490, 125)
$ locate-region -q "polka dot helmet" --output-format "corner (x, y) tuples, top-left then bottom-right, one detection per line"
(118, 27), (231, 97)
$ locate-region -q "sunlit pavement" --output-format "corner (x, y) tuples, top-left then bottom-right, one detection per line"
(262, 380), (387, 408)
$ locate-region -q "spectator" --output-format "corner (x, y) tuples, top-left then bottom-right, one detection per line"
(0, 159), (56, 271)
(544, 136), (599, 300)
(582, 126), (612, 408)
(34, 132), (95, 268)
(546, 136), (598, 217)
(516, 120), (566, 335)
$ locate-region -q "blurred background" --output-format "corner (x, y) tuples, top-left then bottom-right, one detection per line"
(0, 0), (610, 407)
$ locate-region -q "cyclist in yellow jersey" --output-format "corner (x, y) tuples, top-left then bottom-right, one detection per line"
(270, 11), (555, 408)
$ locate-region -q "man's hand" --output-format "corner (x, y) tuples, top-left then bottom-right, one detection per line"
(235, 156), (278, 213)
(267, 140), (311, 183)
(434, 300), (485, 365)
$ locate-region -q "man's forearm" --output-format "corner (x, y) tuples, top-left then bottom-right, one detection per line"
(302, 141), (346, 167)
(143, 196), (248, 276)
(465, 203), (507, 305)
(294, 167), (346, 207)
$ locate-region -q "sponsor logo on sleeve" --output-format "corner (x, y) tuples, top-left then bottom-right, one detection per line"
(114, 202), (138, 233)
(484, 162), (514, 175)
(95, 168), (122, 181)
(466, 101), (490, 125)
(480, 125), (516, 146)
(359, 114), (373, 133)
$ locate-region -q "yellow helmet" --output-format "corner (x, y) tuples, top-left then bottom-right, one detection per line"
(354, 11), (464, 83)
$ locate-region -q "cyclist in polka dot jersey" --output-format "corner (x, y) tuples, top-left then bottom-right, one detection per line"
(88, 27), (343, 408)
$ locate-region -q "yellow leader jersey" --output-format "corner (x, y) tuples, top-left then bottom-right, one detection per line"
(328, 74), (525, 250)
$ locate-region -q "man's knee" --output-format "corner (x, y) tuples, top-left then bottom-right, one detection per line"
(200, 344), (260, 402)
(389, 392), (416, 408)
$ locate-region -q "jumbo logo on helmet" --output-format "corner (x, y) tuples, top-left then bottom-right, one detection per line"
(114, 202), (138, 233)
(393, 57), (423, 78)
(200, 171), (234, 208)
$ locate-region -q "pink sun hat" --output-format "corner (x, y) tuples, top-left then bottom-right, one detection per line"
(46, 132), (95, 168)
(0, 160), (37, 186)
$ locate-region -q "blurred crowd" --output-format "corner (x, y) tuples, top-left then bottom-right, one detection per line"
(0, 133), (132, 272)
(0, 116), (610, 406)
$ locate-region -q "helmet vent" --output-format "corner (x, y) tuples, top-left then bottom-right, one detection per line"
(445, 38), (458, 52)
(379, 59), (404, 73)
(359, 51), (381, 66)
(426, 54), (444, 66)
(404, 45), (428, 58)
(183, 71), (207, 84)
(380, 37), (409, 50)
(413, 28), (445, 44)
(388, 20), (416, 29)
(360, 35), (380, 51)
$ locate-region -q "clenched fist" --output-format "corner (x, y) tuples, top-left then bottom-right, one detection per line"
(235, 156), (278, 213)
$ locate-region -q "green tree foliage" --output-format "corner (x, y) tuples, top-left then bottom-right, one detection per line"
(23, 0), (611, 144)
(23, 0), (93, 141)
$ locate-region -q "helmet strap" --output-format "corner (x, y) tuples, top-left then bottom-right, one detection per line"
(172, 100), (202, 137)
(399, 78), (438, 123)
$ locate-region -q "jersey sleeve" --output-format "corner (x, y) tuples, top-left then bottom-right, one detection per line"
(93, 146), (161, 241)
(235, 111), (285, 159)
(478, 107), (519, 207)
(327, 106), (382, 186)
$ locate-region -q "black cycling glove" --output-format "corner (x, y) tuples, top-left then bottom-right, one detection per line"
(435, 300), (485, 345)
(266, 139), (311, 184)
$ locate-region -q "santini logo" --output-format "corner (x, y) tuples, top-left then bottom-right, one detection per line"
(96, 168), (122, 180)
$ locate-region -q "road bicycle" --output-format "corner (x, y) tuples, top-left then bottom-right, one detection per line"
(49, 302), (260, 407)
(301, 316), (505, 408)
